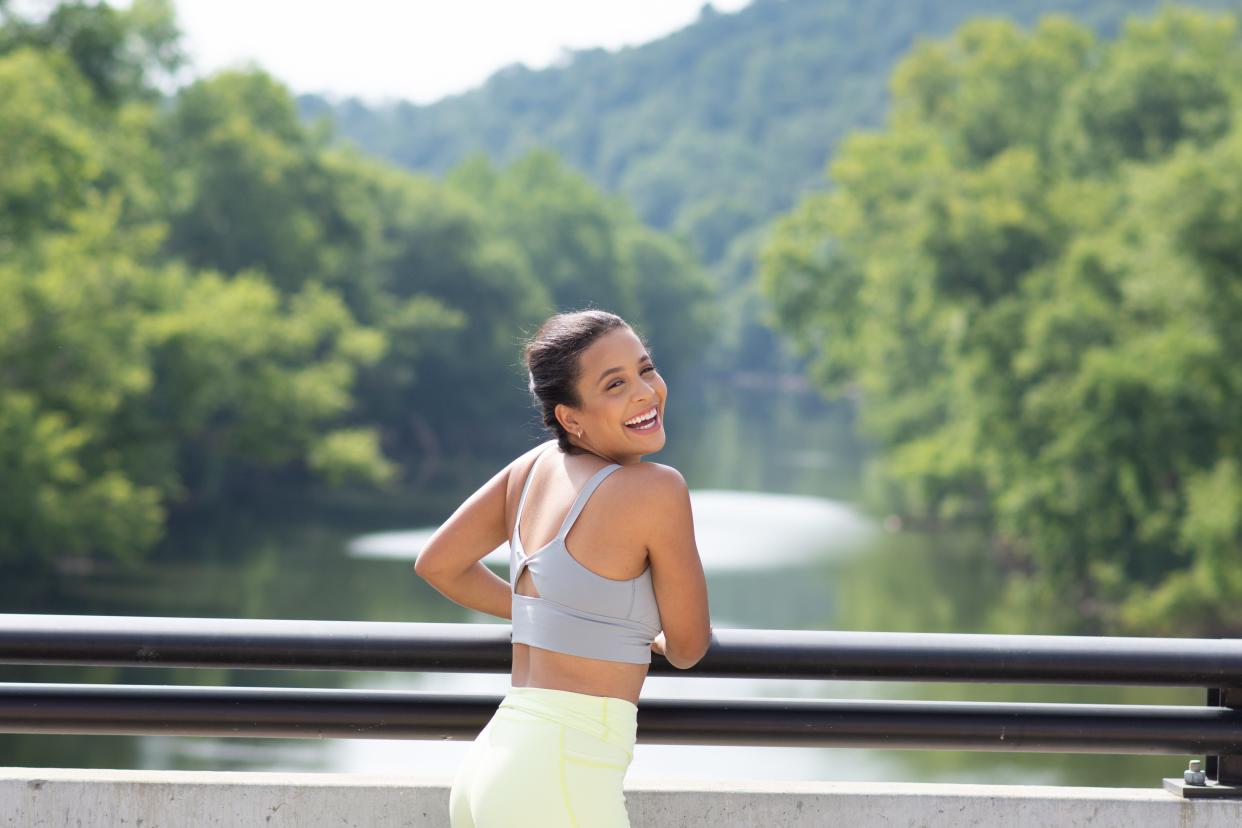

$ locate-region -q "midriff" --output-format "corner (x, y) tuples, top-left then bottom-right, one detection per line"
(510, 643), (650, 705)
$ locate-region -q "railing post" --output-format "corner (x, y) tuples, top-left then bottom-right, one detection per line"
(1207, 687), (1242, 788)
(1169, 686), (1242, 797)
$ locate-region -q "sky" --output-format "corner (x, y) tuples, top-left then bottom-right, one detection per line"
(160, 0), (752, 104)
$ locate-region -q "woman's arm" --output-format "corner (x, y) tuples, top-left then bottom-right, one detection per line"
(413, 462), (515, 620)
(637, 464), (712, 669)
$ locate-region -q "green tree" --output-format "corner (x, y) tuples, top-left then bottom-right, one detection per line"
(761, 7), (1242, 634)
(0, 0), (183, 105)
(0, 203), (393, 567)
(0, 1), (726, 569)
(0, 11), (395, 567)
(311, 0), (1242, 379)
(0, 47), (98, 243)
(448, 151), (718, 387)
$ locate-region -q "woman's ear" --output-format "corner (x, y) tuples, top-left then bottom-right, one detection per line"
(555, 403), (580, 436)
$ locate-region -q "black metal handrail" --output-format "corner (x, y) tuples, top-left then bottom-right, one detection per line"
(2, 682), (1241, 754)
(3, 613), (1242, 685)
(1, 613), (1238, 792)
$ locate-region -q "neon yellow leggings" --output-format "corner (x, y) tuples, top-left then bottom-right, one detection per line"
(449, 686), (638, 827)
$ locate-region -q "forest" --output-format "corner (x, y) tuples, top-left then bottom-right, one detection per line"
(308, 0), (1242, 374)
(761, 7), (1242, 635)
(0, 0), (716, 570)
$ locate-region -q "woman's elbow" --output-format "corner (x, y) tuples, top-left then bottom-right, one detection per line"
(667, 628), (714, 670)
(666, 648), (707, 671)
(413, 551), (441, 582)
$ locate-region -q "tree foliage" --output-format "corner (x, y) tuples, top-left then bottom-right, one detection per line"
(0, 2), (715, 567)
(306, 0), (1242, 375)
(760, 7), (1242, 634)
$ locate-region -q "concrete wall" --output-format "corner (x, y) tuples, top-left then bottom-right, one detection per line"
(4, 767), (1242, 827)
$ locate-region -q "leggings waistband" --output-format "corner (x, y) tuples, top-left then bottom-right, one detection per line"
(499, 686), (637, 750)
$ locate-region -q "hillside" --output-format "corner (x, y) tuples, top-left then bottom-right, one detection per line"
(301, 0), (1242, 370)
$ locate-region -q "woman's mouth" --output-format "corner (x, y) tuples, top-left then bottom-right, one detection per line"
(623, 406), (660, 433)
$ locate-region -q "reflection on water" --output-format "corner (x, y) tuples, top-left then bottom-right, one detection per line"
(349, 489), (876, 571)
(0, 384), (1194, 786)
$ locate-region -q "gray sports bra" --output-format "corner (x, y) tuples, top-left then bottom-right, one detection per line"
(509, 444), (662, 664)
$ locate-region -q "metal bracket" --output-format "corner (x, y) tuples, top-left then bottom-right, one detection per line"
(1208, 687), (1242, 787)
(1163, 778), (1242, 798)
(1164, 687), (1242, 799)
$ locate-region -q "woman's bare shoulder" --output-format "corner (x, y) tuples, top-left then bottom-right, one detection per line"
(503, 439), (557, 479)
(513, 438), (557, 465)
(611, 461), (689, 505)
(610, 463), (695, 556)
(499, 438), (555, 490)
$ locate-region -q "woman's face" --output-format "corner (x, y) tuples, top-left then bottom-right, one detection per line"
(557, 326), (667, 462)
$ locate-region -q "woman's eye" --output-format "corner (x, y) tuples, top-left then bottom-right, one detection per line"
(609, 365), (656, 390)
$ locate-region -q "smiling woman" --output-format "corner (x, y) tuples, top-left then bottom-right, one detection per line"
(529, 312), (668, 462)
(413, 308), (712, 827)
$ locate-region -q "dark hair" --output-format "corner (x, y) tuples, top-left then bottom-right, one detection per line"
(522, 309), (646, 454)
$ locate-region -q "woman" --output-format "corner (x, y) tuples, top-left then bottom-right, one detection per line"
(414, 308), (713, 827)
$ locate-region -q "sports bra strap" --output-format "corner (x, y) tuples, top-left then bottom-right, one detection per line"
(514, 444), (622, 541)
(554, 463), (622, 541)
(513, 443), (552, 529)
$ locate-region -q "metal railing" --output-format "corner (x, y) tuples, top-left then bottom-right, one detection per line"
(1, 613), (1239, 795)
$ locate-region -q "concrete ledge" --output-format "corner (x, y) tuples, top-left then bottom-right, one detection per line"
(4, 766), (1242, 827)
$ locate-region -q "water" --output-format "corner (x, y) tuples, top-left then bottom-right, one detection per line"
(0, 383), (1196, 786)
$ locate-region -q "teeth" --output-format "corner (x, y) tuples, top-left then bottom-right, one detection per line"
(625, 407), (657, 426)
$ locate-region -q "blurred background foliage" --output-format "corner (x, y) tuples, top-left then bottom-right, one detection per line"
(760, 7), (1242, 635)
(0, 0), (717, 569)
(304, 0), (1242, 378)
(1, 0), (1240, 639)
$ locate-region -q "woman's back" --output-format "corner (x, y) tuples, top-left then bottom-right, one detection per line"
(508, 441), (658, 704)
